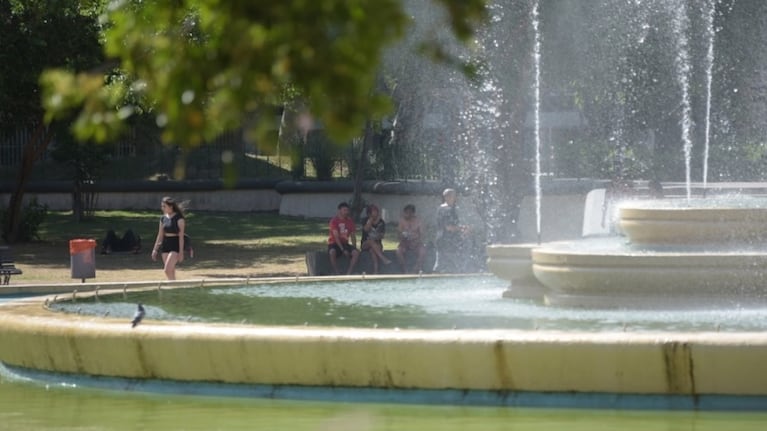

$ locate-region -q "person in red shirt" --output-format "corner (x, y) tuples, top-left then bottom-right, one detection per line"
(328, 202), (360, 275)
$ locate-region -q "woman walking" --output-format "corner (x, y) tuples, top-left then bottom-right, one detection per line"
(151, 196), (186, 280)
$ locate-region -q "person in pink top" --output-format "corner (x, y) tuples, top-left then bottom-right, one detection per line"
(327, 202), (360, 275)
(396, 204), (426, 273)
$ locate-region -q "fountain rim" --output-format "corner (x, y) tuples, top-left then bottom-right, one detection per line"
(3, 276), (767, 409)
(532, 241), (767, 259)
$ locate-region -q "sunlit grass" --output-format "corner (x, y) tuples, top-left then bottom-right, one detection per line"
(10, 210), (396, 284)
(35, 210), (332, 251)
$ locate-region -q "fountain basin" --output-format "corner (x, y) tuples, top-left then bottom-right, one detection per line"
(532, 241), (767, 308)
(485, 243), (546, 300)
(2, 279), (767, 410)
(519, 198), (767, 308)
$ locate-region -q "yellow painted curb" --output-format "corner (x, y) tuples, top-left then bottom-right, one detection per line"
(2, 291), (767, 396)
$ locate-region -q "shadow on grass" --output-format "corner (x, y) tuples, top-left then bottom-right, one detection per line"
(12, 211), (331, 276)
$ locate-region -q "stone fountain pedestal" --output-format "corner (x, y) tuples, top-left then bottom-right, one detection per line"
(491, 198), (767, 308)
(485, 243), (546, 301)
(532, 242), (767, 307)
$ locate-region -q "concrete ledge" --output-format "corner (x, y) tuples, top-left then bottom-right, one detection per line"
(1, 284), (767, 406)
(305, 249), (436, 276)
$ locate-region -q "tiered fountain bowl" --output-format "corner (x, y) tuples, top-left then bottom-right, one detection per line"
(528, 197), (767, 308)
(485, 243), (546, 300)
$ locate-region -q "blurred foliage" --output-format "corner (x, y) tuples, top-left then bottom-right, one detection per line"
(13, 0), (767, 191)
(41, 0), (488, 155)
(0, 0), (103, 133)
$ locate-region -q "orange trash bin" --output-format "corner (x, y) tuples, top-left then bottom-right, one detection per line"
(70, 238), (96, 281)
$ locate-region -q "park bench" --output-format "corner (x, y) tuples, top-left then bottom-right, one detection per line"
(0, 246), (23, 285)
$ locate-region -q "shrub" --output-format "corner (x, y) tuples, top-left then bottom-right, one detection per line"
(1, 198), (49, 242)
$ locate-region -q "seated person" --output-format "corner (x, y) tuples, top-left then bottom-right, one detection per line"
(101, 229), (141, 254)
(327, 202), (360, 275)
(396, 204), (426, 274)
(360, 204), (391, 274)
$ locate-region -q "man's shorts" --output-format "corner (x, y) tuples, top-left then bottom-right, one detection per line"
(328, 243), (356, 255)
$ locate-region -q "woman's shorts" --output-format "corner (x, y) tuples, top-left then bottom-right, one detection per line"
(161, 236), (180, 253)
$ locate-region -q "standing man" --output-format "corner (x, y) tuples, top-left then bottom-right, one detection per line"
(433, 188), (470, 273)
(328, 202), (360, 275)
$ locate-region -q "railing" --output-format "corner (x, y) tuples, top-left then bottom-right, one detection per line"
(1, 125), (444, 181)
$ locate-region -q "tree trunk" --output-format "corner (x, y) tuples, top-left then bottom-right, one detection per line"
(5, 122), (53, 243)
(278, 103), (309, 179)
(72, 180), (83, 223)
(350, 121), (374, 220)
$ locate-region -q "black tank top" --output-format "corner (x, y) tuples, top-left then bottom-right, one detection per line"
(162, 213), (183, 234)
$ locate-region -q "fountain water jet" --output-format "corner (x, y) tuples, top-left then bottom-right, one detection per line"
(669, 0), (695, 201)
(702, 0), (716, 190)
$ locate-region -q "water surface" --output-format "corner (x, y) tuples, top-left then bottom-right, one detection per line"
(49, 276), (767, 332)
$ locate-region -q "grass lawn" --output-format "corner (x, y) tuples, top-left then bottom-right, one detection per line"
(7, 210), (398, 285)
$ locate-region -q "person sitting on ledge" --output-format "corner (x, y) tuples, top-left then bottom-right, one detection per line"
(327, 202), (360, 275)
(360, 204), (392, 274)
(396, 203), (426, 274)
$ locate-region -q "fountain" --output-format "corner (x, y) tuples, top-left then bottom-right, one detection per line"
(528, 196), (767, 308)
(483, 0), (767, 407)
(4, 2), (767, 426)
(487, 0), (762, 308)
(0, 268), (765, 411)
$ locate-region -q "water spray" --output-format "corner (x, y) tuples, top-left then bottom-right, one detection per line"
(702, 0), (716, 193)
(532, 0), (543, 244)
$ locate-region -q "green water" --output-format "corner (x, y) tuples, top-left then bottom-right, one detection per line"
(1, 375), (766, 431)
(52, 276), (767, 332)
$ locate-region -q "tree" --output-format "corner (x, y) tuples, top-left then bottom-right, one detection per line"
(50, 129), (113, 222)
(0, 0), (103, 242)
(42, 0), (488, 158)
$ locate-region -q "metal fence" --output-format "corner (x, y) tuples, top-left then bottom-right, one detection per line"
(0, 129), (34, 166)
(2, 125), (436, 181)
(1, 126), (331, 180)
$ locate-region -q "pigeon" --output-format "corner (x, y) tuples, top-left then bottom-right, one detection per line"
(131, 303), (146, 328)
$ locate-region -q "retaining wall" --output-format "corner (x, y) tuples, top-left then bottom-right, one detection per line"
(1, 287), (766, 408)
(2, 179), (606, 242)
